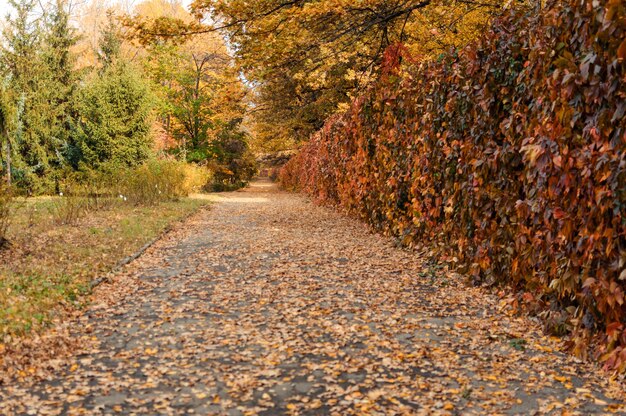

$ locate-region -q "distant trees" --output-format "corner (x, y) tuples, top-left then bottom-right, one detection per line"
(0, 0), (255, 194)
(126, 0), (529, 150)
(137, 0), (254, 186)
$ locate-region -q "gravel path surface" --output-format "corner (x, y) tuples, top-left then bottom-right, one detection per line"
(1, 179), (625, 415)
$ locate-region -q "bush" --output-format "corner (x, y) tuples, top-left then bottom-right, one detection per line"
(118, 159), (212, 205)
(182, 163), (213, 194)
(50, 188), (89, 226)
(49, 159), (211, 225)
(119, 159), (186, 205)
(281, 0), (626, 371)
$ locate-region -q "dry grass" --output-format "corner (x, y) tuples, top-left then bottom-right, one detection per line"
(0, 196), (209, 339)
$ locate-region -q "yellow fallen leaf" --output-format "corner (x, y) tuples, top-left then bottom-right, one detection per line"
(309, 399), (323, 409)
(444, 402), (454, 410)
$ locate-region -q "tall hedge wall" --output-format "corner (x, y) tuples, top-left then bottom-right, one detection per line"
(280, 0), (626, 371)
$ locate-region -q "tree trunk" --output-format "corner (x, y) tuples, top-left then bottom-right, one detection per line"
(6, 139), (11, 187)
(2, 127), (10, 187)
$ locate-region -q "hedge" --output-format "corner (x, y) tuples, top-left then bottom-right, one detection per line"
(280, 0), (626, 372)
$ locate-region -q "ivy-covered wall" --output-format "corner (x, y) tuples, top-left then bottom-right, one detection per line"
(281, 0), (626, 371)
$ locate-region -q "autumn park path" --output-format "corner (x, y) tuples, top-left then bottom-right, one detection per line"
(2, 179), (625, 415)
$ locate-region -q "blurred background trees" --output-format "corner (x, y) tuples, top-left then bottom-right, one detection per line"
(0, 0), (255, 194)
(0, 0), (540, 193)
(125, 0), (536, 151)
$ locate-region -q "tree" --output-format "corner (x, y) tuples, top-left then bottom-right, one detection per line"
(70, 16), (154, 170)
(42, 0), (80, 167)
(72, 61), (155, 170)
(97, 10), (122, 70)
(209, 117), (257, 189)
(0, 0), (53, 193)
(0, 0), (83, 193)
(136, 0), (250, 168)
(0, 82), (13, 186)
(125, 0), (520, 149)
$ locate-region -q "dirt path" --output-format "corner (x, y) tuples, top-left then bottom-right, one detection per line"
(1, 179), (624, 415)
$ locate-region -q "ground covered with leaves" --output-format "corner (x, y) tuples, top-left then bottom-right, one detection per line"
(1, 180), (624, 415)
(0, 196), (209, 379)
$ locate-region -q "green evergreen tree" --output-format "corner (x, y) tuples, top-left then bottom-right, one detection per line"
(0, 0), (52, 193)
(0, 0), (82, 193)
(72, 17), (154, 170)
(0, 82), (13, 186)
(97, 11), (122, 70)
(74, 62), (155, 170)
(42, 0), (80, 166)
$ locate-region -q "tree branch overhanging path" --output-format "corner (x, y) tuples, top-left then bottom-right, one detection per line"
(2, 180), (625, 414)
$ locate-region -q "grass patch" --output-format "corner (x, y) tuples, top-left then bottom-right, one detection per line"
(0, 196), (209, 339)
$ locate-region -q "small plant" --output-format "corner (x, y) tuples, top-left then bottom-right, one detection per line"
(461, 386), (472, 399)
(509, 338), (527, 351)
(50, 183), (89, 225)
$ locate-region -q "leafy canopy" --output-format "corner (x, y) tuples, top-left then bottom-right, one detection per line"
(126, 0), (527, 149)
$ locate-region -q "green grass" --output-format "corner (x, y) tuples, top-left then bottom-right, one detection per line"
(0, 197), (209, 339)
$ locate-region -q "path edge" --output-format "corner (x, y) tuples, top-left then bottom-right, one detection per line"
(89, 202), (211, 289)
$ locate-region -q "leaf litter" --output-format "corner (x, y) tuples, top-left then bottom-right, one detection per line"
(1, 179), (624, 415)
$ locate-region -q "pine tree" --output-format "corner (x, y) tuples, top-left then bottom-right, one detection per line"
(42, 0), (80, 165)
(0, 83), (13, 186)
(97, 11), (122, 70)
(0, 0), (52, 193)
(73, 19), (154, 170)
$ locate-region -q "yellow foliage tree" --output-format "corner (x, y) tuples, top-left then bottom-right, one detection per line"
(125, 0), (536, 150)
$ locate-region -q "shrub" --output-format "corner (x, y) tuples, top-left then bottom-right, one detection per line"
(182, 163), (213, 194)
(118, 159), (210, 205)
(50, 184), (89, 226)
(208, 152), (257, 192)
(49, 159), (211, 224)
(119, 159), (185, 205)
(281, 0), (626, 371)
